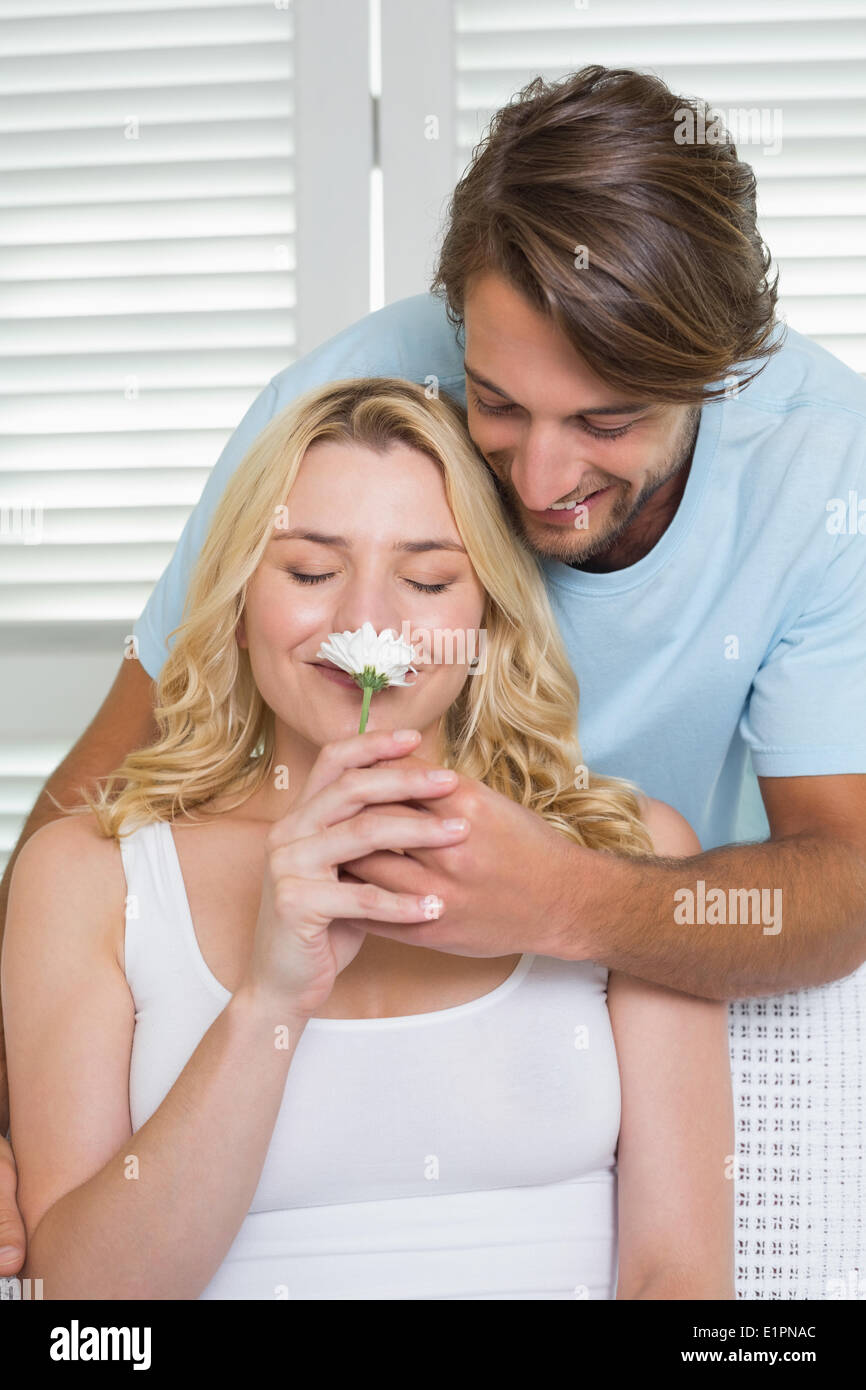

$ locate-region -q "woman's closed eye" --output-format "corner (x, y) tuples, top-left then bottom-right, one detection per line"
(286, 570), (452, 594)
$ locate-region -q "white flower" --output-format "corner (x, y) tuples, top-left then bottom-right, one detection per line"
(317, 621), (417, 689)
(316, 621), (418, 732)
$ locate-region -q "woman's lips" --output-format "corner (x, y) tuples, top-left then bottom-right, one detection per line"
(310, 663), (360, 689)
(531, 485), (613, 526)
(309, 663), (410, 690)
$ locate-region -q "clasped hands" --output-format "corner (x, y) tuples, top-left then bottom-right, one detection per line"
(335, 748), (595, 961)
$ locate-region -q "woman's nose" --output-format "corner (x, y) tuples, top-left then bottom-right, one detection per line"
(330, 590), (404, 641)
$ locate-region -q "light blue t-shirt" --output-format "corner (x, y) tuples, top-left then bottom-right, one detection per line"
(133, 294), (866, 851)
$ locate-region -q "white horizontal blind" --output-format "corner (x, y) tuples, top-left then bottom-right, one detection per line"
(0, 0), (299, 873)
(0, 0), (296, 630)
(454, 0), (866, 373)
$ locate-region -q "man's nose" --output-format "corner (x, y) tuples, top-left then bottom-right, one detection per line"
(508, 435), (594, 512)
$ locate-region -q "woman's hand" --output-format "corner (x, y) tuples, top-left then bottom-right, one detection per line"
(240, 729), (470, 1020)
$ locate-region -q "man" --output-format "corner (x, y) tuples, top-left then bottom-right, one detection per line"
(2, 66), (865, 1298)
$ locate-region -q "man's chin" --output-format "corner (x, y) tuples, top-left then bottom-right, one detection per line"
(515, 509), (616, 565)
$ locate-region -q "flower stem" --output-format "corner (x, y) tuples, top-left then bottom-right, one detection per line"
(358, 684), (373, 734)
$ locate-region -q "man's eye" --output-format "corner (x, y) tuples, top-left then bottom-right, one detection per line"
(472, 390), (514, 417)
(473, 390), (634, 439)
(581, 421), (633, 440)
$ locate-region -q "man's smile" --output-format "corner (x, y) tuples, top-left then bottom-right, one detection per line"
(526, 485), (615, 526)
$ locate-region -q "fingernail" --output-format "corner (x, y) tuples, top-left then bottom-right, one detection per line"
(0, 1245), (21, 1264)
(393, 729), (421, 743)
(427, 768), (456, 782)
(442, 818), (468, 832)
(419, 895), (444, 919)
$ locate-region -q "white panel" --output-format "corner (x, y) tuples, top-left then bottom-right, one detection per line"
(0, 430), (230, 471)
(1, 272), (295, 318)
(0, 196), (294, 243)
(1, 119), (295, 170)
(0, 387), (265, 433)
(0, 310), (294, 353)
(1, 235), (296, 278)
(457, 0), (865, 27)
(0, 468), (207, 507)
(380, 0), (456, 302)
(0, 583), (169, 621)
(292, 0), (371, 351)
(2, 6), (293, 54)
(2, 347), (293, 394)
(0, 81), (291, 133)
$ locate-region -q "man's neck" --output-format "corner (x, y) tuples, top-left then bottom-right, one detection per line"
(574, 460), (692, 573)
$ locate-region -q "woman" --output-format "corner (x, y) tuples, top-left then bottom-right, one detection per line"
(2, 377), (734, 1300)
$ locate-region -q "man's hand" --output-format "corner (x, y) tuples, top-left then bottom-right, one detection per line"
(337, 757), (866, 998)
(336, 751), (593, 959)
(0, 1132), (25, 1277)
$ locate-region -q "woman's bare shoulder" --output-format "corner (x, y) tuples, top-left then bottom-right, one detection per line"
(13, 809), (122, 874)
(8, 812), (127, 962)
(634, 791), (702, 858)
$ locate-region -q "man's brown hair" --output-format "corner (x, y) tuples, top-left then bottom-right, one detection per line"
(431, 65), (783, 403)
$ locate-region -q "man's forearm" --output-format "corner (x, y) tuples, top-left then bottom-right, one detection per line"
(571, 834), (866, 1000)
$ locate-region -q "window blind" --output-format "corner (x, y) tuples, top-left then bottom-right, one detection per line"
(453, 0), (866, 372)
(0, 0), (296, 629)
(0, 0), (296, 871)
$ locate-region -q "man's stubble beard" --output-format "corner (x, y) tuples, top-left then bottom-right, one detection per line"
(489, 405), (702, 567)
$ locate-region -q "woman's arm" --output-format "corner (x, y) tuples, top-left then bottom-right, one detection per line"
(1, 814), (307, 1300)
(2, 729), (463, 1300)
(608, 797), (736, 1300)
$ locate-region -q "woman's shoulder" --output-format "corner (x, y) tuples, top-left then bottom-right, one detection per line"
(13, 808), (121, 872)
(634, 792), (702, 858)
(8, 811), (127, 963)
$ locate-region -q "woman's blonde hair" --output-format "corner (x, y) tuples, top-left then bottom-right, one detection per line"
(68, 377), (654, 856)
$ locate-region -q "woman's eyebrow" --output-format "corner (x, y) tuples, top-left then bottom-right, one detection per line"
(271, 529), (466, 554)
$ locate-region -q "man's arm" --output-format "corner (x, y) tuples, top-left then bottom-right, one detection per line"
(561, 773), (866, 1001)
(336, 764), (866, 1004)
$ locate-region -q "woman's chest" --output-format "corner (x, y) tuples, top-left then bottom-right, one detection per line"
(164, 819), (523, 1018)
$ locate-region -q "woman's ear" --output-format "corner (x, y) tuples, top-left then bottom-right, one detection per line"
(236, 612), (247, 649)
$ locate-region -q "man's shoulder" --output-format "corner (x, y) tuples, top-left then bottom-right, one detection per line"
(268, 292), (465, 409)
(738, 323), (866, 422)
(721, 326), (866, 498)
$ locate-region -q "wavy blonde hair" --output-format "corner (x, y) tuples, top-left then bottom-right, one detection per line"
(69, 377), (654, 856)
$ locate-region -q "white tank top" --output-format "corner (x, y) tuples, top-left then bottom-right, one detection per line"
(120, 818), (621, 1300)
